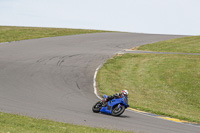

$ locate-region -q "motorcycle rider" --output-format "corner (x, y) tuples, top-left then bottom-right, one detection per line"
(101, 90), (128, 106)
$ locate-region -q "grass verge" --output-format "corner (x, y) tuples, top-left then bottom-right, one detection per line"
(0, 26), (109, 43)
(137, 36), (200, 53)
(97, 54), (200, 123)
(0, 112), (132, 133)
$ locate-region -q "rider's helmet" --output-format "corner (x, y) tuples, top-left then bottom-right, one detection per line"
(121, 90), (128, 96)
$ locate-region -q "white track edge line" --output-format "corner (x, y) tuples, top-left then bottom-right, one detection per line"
(93, 64), (103, 100)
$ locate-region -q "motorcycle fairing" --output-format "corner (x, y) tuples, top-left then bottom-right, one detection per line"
(100, 98), (123, 114)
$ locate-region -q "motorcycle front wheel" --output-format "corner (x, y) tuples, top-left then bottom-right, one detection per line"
(92, 101), (102, 113)
(112, 105), (125, 116)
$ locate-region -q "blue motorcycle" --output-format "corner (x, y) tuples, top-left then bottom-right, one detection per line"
(92, 95), (129, 116)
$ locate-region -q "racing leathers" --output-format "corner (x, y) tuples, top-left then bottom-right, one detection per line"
(102, 93), (122, 104)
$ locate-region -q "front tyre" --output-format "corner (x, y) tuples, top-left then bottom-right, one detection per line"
(112, 105), (125, 116)
(92, 101), (102, 113)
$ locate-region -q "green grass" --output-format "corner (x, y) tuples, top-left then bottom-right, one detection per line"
(97, 54), (200, 123)
(0, 26), (108, 43)
(0, 112), (132, 133)
(138, 36), (200, 53)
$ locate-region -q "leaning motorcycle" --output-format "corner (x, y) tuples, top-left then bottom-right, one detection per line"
(92, 95), (129, 116)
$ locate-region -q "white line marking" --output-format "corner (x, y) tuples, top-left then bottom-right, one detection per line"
(93, 64), (103, 100)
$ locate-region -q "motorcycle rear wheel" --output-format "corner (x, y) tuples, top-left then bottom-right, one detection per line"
(112, 105), (125, 116)
(92, 101), (102, 113)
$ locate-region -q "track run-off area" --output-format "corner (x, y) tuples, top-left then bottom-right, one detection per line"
(0, 32), (199, 133)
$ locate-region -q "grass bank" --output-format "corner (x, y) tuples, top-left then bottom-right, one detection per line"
(0, 26), (108, 43)
(97, 54), (200, 123)
(0, 112), (131, 133)
(137, 36), (200, 53)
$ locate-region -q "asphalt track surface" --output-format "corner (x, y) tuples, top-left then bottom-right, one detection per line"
(0, 32), (199, 133)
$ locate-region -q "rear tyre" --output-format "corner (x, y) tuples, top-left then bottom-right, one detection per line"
(92, 101), (102, 113)
(112, 105), (125, 116)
